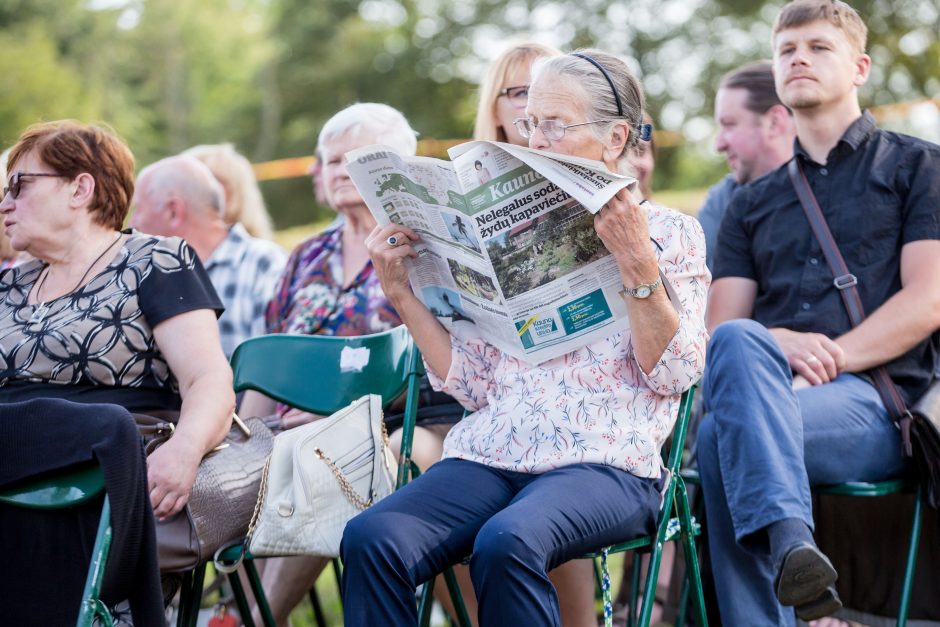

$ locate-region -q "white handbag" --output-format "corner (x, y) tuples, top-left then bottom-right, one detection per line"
(246, 394), (396, 558)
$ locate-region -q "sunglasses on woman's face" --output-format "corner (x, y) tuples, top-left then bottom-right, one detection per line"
(2, 172), (64, 199)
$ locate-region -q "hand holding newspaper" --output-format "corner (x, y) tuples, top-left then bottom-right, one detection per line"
(346, 140), (647, 364)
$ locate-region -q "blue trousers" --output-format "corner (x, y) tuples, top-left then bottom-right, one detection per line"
(698, 320), (908, 626)
(341, 457), (662, 626)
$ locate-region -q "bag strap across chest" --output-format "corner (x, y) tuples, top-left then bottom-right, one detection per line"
(787, 158), (914, 456)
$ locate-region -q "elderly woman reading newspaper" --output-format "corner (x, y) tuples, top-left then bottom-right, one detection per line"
(341, 49), (709, 626)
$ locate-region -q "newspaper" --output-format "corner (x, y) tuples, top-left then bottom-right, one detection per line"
(345, 140), (641, 364)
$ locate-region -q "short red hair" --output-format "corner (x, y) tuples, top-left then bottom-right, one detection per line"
(7, 120), (135, 230)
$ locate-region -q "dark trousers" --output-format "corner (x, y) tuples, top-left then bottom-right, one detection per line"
(341, 457), (662, 626)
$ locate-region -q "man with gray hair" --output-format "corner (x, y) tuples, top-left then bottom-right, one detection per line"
(131, 155), (286, 358)
(698, 61), (796, 270)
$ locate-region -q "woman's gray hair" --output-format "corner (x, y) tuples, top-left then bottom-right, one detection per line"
(317, 103), (418, 156)
(532, 49), (645, 157)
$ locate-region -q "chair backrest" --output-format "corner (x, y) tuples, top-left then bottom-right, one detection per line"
(231, 325), (421, 416)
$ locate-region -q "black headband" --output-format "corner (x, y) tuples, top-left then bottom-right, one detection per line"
(571, 53), (624, 118)
(571, 53), (653, 143)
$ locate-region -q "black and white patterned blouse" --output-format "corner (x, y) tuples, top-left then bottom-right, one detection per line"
(0, 231), (223, 411)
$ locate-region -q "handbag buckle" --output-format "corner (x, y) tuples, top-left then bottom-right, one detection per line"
(833, 274), (858, 290)
(151, 421), (175, 438)
(900, 410), (914, 458)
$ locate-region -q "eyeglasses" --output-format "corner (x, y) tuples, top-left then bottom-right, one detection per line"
(498, 85), (529, 109)
(3, 172), (65, 199)
(514, 117), (617, 141)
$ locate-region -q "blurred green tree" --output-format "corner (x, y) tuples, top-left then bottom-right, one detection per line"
(0, 0), (936, 227)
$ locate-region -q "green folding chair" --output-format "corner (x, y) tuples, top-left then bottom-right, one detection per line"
(0, 462), (114, 627)
(584, 386), (708, 627)
(0, 459), (214, 627)
(677, 472), (923, 626)
(215, 326), (428, 627)
(812, 478), (923, 627)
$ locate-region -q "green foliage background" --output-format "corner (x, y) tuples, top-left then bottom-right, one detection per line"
(1, 0), (936, 229)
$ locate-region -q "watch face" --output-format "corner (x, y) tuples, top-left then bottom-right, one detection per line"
(635, 285), (652, 298)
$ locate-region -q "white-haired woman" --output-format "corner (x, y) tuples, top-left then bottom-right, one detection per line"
(345, 51), (709, 625)
(242, 102), (462, 626)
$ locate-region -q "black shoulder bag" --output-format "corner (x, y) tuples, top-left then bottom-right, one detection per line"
(788, 158), (940, 508)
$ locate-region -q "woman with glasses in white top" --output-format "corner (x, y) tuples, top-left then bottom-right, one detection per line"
(344, 49), (708, 626)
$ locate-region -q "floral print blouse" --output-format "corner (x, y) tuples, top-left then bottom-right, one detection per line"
(429, 204), (710, 479)
(265, 225), (400, 337)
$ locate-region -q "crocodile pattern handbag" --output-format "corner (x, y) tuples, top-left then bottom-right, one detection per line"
(136, 412), (275, 572)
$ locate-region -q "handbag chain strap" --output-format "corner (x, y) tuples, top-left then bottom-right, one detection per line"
(314, 419), (392, 511)
(245, 455), (273, 545)
(244, 407), (392, 550)
(787, 158), (913, 456)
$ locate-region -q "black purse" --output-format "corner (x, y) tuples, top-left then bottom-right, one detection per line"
(788, 158), (940, 508)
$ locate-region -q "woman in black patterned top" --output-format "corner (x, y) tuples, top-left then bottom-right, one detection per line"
(0, 120), (234, 521)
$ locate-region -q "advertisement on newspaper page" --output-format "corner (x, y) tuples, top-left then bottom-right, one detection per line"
(344, 141), (639, 364)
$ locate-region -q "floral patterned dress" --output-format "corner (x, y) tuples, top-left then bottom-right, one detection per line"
(265, 226), (400, 336)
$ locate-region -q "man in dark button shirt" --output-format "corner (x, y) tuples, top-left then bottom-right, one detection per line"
(697, 1), (940, 624)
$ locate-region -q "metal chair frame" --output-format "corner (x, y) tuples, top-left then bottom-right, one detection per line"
(585, 386), (708, 627)
(676, 471), (923, 627)
(0, 463), (114, 627)
(413, 387), (706, 627)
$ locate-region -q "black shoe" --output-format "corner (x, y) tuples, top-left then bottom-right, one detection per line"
(795, 585), (843, 621)
(774, 541), (838, 607)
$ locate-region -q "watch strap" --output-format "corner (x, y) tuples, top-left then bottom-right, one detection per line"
(619, 276), (662, 298)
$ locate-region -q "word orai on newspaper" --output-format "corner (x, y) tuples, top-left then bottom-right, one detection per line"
(345, 140), (642, 364)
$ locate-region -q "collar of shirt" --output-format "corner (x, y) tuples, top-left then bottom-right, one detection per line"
(793, 110), (877, 165)
(204, 223), (248, 271)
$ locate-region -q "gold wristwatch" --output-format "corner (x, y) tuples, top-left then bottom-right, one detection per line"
(619, 276), (662, 299)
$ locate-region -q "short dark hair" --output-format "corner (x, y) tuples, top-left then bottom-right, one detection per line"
(718, 61), (786, 115)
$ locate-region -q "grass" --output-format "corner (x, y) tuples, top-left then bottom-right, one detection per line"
(289, 568), (344, 627)
(285, 554), (630, 627)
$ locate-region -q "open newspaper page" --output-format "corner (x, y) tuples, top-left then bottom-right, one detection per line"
(345, 141), (637, 364)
